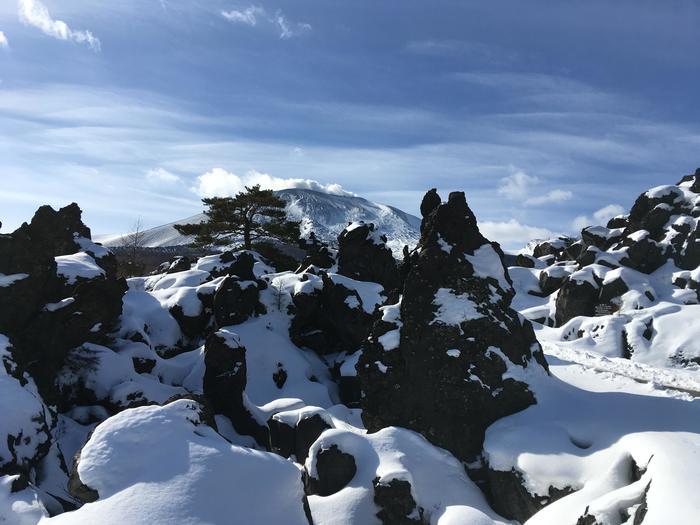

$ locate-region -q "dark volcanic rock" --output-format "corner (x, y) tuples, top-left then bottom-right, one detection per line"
(213, 275), (265, 327)
(209, 251), (257, 280)
(202, 330), (267, 445)
(269, 411), (332, 462)
(289, 272), (379, 355)
(514, 253), (537, 268)
(373, 478), (423, 525)
(165, 256), (192, 274)
(298, 232), (335, 271)
(337, 222), (400, 291)
(538, 266), (571, 296)
(359, 190), (548, 462)
(68, 446), (100, 504)
(0, 203), (127, 406)
(305, 444), (357, 497)
(486, 468), (574, 523)
(555, 278), (600, 326)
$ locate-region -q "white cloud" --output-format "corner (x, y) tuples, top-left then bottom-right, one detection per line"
(18, 0), (101, 51)
(525, 189), (573, 206)
(221, 5), (265, 26)
(497, 169), (538, 200)
(0, 31), (8, 49)
(497, 168), (572, 206)
(146, 167), (180, 184)
(572, 203), (625, 231)
(480, 219), (557, 248)
(221, 5), (310, 39)
(593, 203), (625, 222)
(274, 10), (311, 40)
(194, 168), (354, 198)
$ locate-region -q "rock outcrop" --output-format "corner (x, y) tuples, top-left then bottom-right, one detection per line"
(289, 272), (383, 355)
(359, 190), (548, 462)
(202, 329), (268, 445)
(0, 203), (127, 407)
(337, 221), (400, 291)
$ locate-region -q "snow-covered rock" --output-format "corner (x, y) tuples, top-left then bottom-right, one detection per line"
(359, 190), (549, 463)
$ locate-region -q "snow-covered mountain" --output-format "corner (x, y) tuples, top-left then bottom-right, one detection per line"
(96, 189), (421, 255)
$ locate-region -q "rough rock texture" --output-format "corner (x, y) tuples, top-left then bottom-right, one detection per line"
(554, 278), (601, 326)
(359, 190), (548, 462)
(213, 276), (266, 327)
(304, 444), (357, 497)
(268, 413), (332, 462)
(0, 203), (127, 406)
(486, 468), (573, 523)
(202, 330), (267, 445)
(337, 222), (400, 291)
(290, 273), (377, 355)
(373, 478), (423, 525)
(161, 256), (192, 274)
(297, 232), (335, 271)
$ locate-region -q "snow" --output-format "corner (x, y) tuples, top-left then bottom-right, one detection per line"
(96, 189), (421, 256)
(55, 252), (105, 284)
(0, 273), (29, 287)
(119, 289), (183, 348)
(465, 244), (511, 292)
(645, 184), (682, 199)
(44, 400), (310, 525)
(446, 349), (461, 358)
(339, 351), (361, 377)
(0, 476), (48, 525)
(328, 274), (385, 313)
(431, 288), (484, 326)
(627, 229), (649, 242)
(44, 297), (75, 312)
(305, 427), (509, 525)
(74, 236), (110, 259)
(345, 295), (361, 309)
(484, 331), (700, 524)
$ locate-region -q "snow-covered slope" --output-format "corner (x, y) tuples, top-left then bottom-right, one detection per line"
(96, 189), (421, 254)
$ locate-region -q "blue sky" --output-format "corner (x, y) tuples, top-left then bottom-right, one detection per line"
(1, 0), (699, 247)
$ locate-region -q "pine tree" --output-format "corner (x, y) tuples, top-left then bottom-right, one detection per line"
(175, 185), (300, 249)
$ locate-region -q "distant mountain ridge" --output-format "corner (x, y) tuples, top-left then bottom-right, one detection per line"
(95, 188), (421, 254)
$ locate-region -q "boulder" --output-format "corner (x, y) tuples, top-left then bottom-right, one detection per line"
(359, 190), (548, 462)
(554, 278), (600, 326)
(202, 329), (267, 445)
(297, 232), (335, 271)
(514, 254), (537, 268)
(289, 273), (378, 355)
(213, 276), (265, 327)
(268, 410), (332, 462)
(304, 444), (357, 496)
(373, 478), (423, 525)
(165, 256), (192, 274)
(538, 266), (571, 296)
(337, 222), (400, 291)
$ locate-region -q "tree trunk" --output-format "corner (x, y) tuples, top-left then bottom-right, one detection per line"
(243, 222), (251, 250)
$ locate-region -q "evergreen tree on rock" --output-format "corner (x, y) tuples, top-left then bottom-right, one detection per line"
(175, 185), (300, 250)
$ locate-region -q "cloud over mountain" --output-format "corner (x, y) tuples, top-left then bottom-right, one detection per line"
(194, 168), (354, 198)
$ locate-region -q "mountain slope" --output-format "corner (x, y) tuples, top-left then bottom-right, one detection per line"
(95, 189), (421, 254)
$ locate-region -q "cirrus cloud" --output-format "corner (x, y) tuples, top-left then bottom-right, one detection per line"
(0, 31), (8, 49)
(221, 5), (311, 39)
(18, 0), (101, 51)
